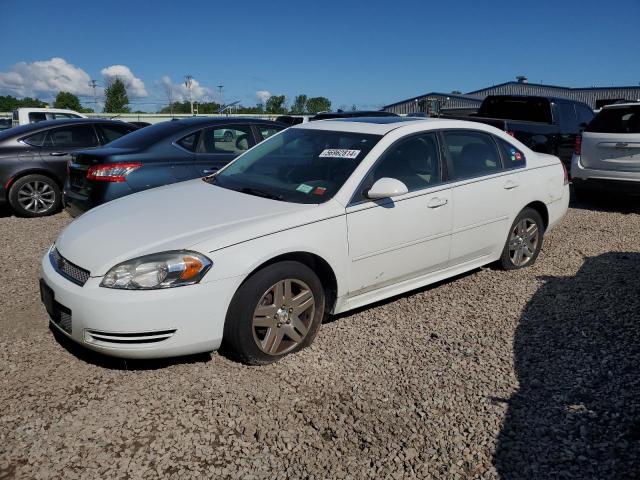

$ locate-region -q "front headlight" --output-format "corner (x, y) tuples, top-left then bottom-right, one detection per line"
(100, 251), (212, 290)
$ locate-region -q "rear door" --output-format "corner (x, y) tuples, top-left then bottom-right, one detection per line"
(38, 124), (100, 183)
(191, 124), (256, 176)
(441, 129), (524, 265)
(581, 105), (640, 172)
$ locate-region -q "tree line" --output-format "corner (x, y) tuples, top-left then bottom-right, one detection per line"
(1, 78), (333, 115)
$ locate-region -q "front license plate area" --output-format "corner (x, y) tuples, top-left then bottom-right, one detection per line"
(39, 279), (72, 334)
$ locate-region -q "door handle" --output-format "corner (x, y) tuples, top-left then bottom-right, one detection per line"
(427, 197), (448, 208)
(503, 180), (519, 190)
(49, 151), (68, 156)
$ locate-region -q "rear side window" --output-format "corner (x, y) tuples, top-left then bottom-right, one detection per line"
(259, 125), (284, 140)
(177, 132), (198, 151)
(556, 102), (578, 130)
(586, 106), (640, 134)
(442, 130), (502, 180)
(498, 139), (526, 169)
(48, 125), (99, 148)
(97, 124), (136, 144)
(196, 125), (254, 154)
(28, 112), (47, 123)
(576, 105), (594, 126)
(23, 131), (51, 147)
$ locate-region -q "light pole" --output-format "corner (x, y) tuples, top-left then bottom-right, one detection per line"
(88, 79), (99, 111)
(217, 85), (224, 108)
(184, 75), (194, 115)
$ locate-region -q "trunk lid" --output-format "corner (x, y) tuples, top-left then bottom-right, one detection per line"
(581, 105), (640, 172)
(67, 147), (139, 194)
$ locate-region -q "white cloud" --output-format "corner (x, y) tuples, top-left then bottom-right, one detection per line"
(159, 75), (212, 102)
(0, 57), (93, 97)
(256, 90), (271, 104)
(101, 65), (147, 97)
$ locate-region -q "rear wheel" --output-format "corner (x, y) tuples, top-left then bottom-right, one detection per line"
(8, 174), (61, 217)
(498, 208), (544, 270)
(223, 261), (325, 365)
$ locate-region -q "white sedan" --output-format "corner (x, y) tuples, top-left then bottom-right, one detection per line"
(41, 118), (569, 364)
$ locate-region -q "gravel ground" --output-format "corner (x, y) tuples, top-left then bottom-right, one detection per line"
(0, 196), (639, 480)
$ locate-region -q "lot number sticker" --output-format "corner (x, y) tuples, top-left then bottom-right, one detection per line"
(319, 149), (361, 159)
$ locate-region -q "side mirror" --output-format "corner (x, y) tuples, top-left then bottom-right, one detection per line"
(366, 177), (408, 200)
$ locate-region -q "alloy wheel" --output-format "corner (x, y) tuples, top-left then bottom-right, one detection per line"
(252, 278), (315, 355)
(17, 181), (56, 214)
(508, 217), (539, 267)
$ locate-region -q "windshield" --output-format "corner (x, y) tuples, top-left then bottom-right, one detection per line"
(207, 128), (382, 204)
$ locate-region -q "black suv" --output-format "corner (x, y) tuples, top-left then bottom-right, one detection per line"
(0, 119), (138, 217)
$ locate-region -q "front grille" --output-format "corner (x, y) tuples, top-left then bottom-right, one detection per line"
(85, 329), (176, 345)
(50, 247), (90, 286)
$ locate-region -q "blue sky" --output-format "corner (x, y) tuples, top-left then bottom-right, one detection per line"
(1, 0), (639, 112)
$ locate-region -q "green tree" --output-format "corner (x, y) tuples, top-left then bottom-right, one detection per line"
(265, 95), (286, 114)
(0, 95), (47, 111)
(103, 78), (130, 113)
(306, 96), (331, 114)
(53, 91), (82, 111)
(290, 94), (308, 114)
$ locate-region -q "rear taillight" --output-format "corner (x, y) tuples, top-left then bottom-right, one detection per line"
(86, 162), (142, 182)
(506, 131), (515, 137)
(561, 161), (569, 185)
(574, 135), (582, 156)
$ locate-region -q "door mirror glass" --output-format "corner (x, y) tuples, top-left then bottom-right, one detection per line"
(366, 177), (408, 199)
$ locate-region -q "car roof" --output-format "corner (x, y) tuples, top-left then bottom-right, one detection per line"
(0, 118), (136, 141)
(293, 117), (516, 136)
(602, 102), (640, 109)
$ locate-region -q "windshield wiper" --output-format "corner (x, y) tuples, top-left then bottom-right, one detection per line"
(239, 187), (283, 201)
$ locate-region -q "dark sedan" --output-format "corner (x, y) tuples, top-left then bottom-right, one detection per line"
(0, 119), (138, 217)
(64, 117), (287, 216)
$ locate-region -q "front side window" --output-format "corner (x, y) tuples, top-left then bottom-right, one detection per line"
(196, 125), (254, 154)
(48, 125), (99, 148)
(443, 130), (502, 180)
(362, 133), (441, 196)
(208, 128), (382, 204)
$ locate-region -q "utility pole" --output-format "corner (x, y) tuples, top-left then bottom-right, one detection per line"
(184, 75), (194, 115)
(88, 79), (99, 111)
(217, 85), (224, 108)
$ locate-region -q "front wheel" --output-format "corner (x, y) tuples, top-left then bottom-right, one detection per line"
(223, 261), (325, 365)
(498, 208), (544, 270)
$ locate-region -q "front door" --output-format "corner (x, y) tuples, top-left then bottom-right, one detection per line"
(346, 132), (452, 295)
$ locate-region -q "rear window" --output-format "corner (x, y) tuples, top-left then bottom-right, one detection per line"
(586, 106), (640, 134)
(106, 120), (185, 149)
(477, 97), (552, 123)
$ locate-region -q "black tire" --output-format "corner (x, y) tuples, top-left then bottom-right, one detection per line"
(8, 174), (61, 218)
(223, 261), (325, 365)
(498, 207), (545, 271)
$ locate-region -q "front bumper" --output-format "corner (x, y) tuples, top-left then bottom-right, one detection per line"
(41, 250), (240, 359)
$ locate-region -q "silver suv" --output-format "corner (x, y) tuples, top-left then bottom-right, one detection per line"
(572, 102), (640, 197)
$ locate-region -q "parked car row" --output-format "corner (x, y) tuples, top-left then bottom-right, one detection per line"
(41, 116), (570, 364)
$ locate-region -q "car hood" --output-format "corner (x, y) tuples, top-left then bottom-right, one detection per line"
(55, 179), (336, 276)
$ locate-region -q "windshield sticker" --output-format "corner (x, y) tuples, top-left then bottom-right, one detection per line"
(319, 149), (361, 159)
(313, 186), (327, 196)
(296, 183), (313, 194)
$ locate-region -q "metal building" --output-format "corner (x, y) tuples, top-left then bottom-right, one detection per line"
(384, 78), (640, 114)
